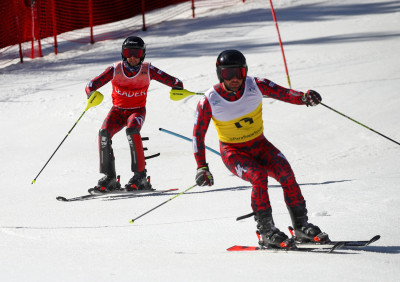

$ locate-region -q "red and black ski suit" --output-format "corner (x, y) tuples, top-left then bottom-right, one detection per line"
(86, 61), (183, 174)
(193, 76), (307, 213)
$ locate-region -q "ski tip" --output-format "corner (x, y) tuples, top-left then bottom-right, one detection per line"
(330, 242), (345, 252)
(370, 235), (381, 243)
(56, 196), (68, 202)
(373, 235), (381, 240)
(227, 245), (259, 251)
(88, 188), (97, 195)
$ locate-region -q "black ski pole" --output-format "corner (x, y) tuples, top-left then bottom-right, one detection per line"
(321, 102), (400, 146)
(31, 91), (104, 184)
(129, 184), (197, 223)
(170, 89), (399, 146)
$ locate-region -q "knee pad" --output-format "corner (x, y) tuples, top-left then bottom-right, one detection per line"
(99, 129), (112, 149)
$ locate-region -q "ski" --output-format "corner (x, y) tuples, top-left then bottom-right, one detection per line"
(227, 242), (344, 253)
(87, 187), (176, 196)
(296, 235), (381, 250)
(336, 234), (381, 247)
(286, 226), (380, 250)
(56, 188), (178, 202)
(227, 235), (380, 253)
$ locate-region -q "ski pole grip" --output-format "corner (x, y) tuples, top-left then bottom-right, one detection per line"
(85, 91), (104, 111)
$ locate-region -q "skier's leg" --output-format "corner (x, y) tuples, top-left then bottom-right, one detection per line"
(220, 142), (292, 248)
(262, 139), (328, 242)
(96, 129), (121, 191)
(260, 138), (304, 207)
(126, 127), (145, 173)
(125, 109), (151, 190)
(221, 144), (270, 212)
(95, 107), (125, 191)
(98, 129), (116, 177)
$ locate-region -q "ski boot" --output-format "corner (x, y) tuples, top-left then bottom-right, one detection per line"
(124, 170), (153, 191)
(255, 209), (295, 249)
(92, 175), (121, 193)
(288, 203), (330, 243)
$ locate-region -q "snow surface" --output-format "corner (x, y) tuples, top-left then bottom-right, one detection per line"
(1, 0), (399, 281)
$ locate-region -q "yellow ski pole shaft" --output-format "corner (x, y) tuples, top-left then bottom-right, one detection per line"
(31, 91), (104, 184)
(129, 184), (197, 223)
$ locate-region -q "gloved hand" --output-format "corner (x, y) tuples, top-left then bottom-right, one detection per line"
(87, 91), (95, 99)
(195, 166), (214, 186)
(172, 79), (184, 90)
(302, 90), (322, 106)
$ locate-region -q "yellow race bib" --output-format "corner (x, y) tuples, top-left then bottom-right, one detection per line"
(212, 102), (263, 143)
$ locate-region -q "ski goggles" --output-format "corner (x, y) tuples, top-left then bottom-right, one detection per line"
(123, 48), (144, 58)
(220, 67), (246, 80)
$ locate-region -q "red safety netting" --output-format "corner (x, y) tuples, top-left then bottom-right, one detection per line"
(0, 0), (246, 68)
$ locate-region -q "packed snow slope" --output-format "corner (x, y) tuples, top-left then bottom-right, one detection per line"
(0, 0), (399, 281)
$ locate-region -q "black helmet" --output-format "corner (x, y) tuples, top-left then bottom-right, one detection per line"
(216, 50), (248, 82)
(121, 36), (146, 64)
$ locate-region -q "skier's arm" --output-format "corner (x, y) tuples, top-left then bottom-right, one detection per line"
(255, 77), (304, 105)
(149, 65), (183, 89)
(85, 66), (114, 97)
(193, 96), (213, 169)
(193, 97), (214, 186)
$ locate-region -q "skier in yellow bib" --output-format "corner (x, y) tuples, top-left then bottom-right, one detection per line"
(193, 50), (328, 249)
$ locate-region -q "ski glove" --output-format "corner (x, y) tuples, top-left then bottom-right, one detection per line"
(302, 90), (322, 106)
(87, 91), (95, 99)
(196, 166), (214, 186)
